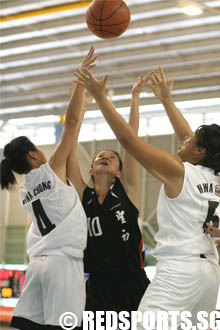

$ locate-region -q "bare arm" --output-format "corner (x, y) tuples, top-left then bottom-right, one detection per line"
(122, 74), (152, 206)
(49, 47), (97, 184)
(149, 67), (193, 145)
(75, 68), (184, 198)
(66, 92), (93, 199)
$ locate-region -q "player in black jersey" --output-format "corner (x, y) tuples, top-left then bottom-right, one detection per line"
(67, 74), (151, 319)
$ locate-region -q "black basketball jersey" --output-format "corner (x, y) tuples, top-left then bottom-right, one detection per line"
(82, 178), (144, 273)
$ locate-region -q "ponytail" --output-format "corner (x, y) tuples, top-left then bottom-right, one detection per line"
(0, 158), (17, 190)
(0, 136), (36, 191)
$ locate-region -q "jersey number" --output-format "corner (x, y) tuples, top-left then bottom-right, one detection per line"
(88, 217), (103, 237)
(32, 199), (56, 236)
(203, 200), (219, 230)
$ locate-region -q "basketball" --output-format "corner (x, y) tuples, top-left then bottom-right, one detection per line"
(86, 0), (130, 39)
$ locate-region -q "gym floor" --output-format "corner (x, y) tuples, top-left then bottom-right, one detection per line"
(1, 325), (17, 330)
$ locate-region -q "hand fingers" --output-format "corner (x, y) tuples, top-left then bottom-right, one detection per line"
(152, 72), (160, 83)
(82, 67), (95, 79)
(74, 69), (88, 80)
(168, 77), (174, 90)
(74, 72), (87, 83)
(159, 66), (166, 82)
(86, 46), (95, 58)
(150, 74), (158, 85)
(103, 74), (109, 86)
(143, 70), (154, 82)
(147, 82), (154, 91)
(85, 55), (98, 63)
(75, 80), (86, 87)
(87, 64), (96, 70)
(83, 57), (98, 69)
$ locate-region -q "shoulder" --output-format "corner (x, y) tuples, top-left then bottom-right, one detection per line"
(82, 185), (94, 203)
(113, 179), (139, 214)
(112, 178), (125, 193)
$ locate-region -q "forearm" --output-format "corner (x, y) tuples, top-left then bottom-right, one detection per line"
(122, 92), (139, 195)
(129, 93), (140, 133)
(162, 95), (193, 144)
(65, 84), (85, 123)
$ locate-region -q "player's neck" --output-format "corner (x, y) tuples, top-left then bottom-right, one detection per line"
(94, 175), (116, 199)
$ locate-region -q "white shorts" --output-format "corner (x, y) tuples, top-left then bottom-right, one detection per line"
(11, 255), (85, 328)
(137, 256), (220, 330)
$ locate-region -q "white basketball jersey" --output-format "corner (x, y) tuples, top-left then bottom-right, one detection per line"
(154, 162), (220, 264)
(20, 163), (87, 259)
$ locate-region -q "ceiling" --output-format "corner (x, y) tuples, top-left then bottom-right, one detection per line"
(1, 0), (220, 122)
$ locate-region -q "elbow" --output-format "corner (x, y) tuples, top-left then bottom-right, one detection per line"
(118, 130), (137, 149)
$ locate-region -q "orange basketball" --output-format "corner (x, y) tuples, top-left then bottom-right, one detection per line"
(86, 0), (130, 39)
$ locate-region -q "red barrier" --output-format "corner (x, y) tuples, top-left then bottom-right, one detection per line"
(0, 306), (13, 323)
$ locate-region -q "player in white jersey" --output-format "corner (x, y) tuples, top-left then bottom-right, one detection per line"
(0, 47), (97, 330)
(74, 63), (220, 329)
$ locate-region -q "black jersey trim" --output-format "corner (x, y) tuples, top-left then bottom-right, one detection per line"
(83, 179), (139, 216)
(11, 316), (80, 329)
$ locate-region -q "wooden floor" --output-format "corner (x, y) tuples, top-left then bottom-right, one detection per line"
(0, 325), (18, 330)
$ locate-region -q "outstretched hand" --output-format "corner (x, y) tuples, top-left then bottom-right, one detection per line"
(74, 67), (108, 98)
(215, 239), (220, 246)
(205, 223), (220, 237)
(132, 71), (153, 95)
(149, 66), (174, 102)
(81, 46), (98, 70)
(69, 47), (97, 97)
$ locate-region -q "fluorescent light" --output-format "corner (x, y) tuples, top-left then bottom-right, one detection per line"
(2, 124), (18, 132)
(178, 0), (204, 15)
(8, 115), (60, 126)
(0, 264), (27, 270)
(181, 4), (203, 15)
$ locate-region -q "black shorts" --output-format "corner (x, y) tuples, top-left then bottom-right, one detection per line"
(85, 269), (150, 312)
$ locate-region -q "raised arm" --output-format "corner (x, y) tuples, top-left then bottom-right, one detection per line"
(66, 91), (93, 199)
(122, 74), (152, 206)
(49, 47), (97, 184)
(75, 68), (184, 198)
(149, 67), (193, 145)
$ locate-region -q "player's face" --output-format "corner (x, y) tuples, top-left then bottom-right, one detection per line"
(91, 151), (121, 177)
(35, 147), (47, 164)
(177, 134), (203, 163)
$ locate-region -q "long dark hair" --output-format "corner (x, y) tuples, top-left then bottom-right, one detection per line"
(196, 124), (220, 175)
(0, 136), (36, 191)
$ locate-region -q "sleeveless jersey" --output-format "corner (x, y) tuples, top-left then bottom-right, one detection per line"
(82, 178), (144, 273)
(154, 162), (220, 264)
(20, 163), (87, 259)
